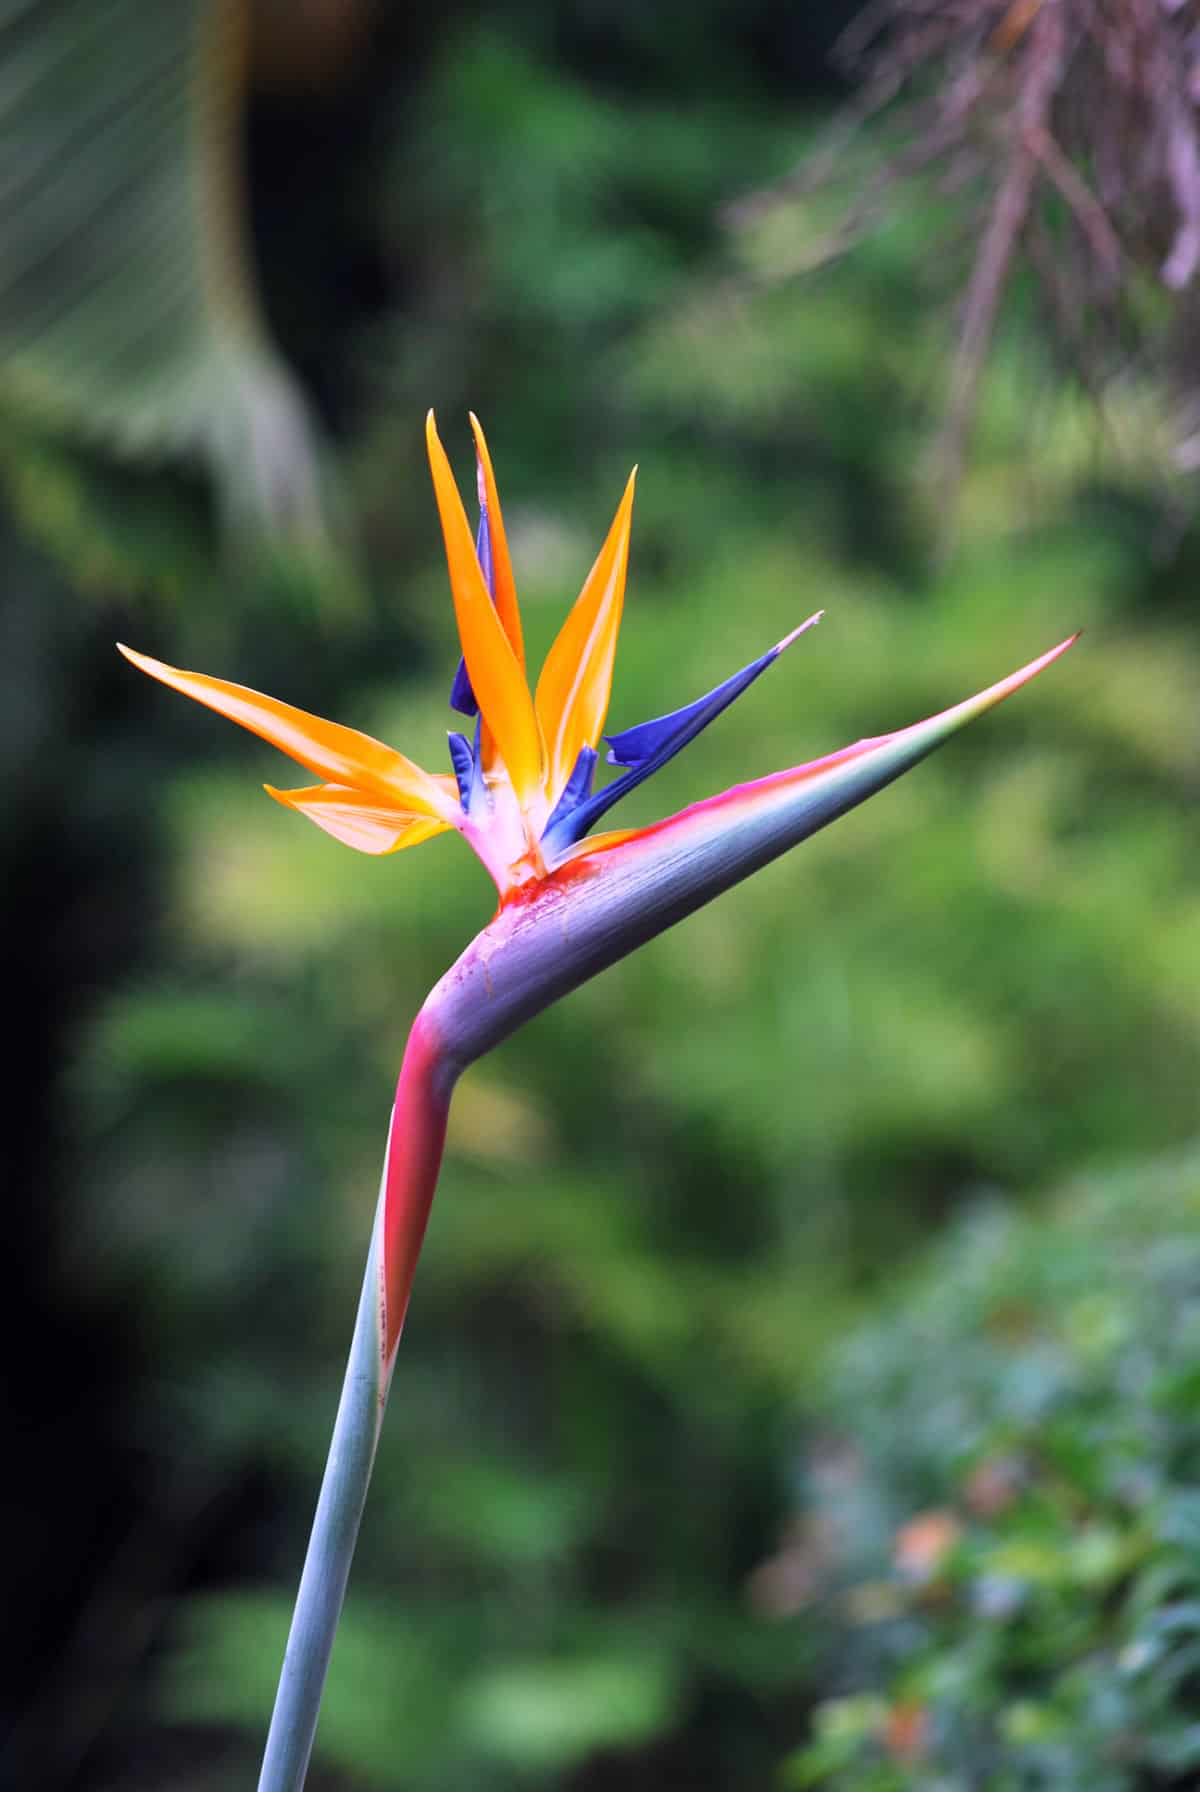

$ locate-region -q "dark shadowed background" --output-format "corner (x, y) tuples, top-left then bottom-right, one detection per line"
(2, 1), (1199, 1787)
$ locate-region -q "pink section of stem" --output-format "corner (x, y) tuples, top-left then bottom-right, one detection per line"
(381, 1008), (452, 1368)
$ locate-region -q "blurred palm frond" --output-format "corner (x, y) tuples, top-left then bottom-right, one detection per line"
(0, 0), (327, 559)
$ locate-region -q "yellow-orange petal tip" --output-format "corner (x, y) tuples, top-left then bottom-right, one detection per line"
(118, 642), (166, 677)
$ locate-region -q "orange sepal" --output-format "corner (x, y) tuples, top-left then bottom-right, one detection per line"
(118, 645), (452, 821)
(264, 783), (453, 855)
(535, 467), (636, 801)
(425, 412), (542, 801)
(468, 413), (524, 669)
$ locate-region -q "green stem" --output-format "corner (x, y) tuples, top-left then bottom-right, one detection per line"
(257, 1176), (387, 1792)
(258, 1010), (453, 1791)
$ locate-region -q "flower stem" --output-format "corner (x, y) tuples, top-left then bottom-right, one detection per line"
(258, 1013), (452, 1791)
(257, 1180), (387, 1792)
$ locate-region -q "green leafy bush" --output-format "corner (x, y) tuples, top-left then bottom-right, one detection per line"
(783, 1147), (1200, 1791)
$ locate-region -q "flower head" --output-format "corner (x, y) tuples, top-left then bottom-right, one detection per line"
(120, 413), (1075, 921)
(120, 412), (1076, 1040)
(119, 412), (834, 899)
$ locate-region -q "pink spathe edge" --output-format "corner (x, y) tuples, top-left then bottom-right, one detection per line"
(560, 632), (1081, 869)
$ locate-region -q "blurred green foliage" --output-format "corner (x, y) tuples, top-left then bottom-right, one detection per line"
(785, 1148), (1200, 1792)
(4, 4), (1199, 1788)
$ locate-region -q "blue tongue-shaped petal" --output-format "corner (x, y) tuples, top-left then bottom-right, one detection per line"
(449, 505), (495, 716)
(542, 744), (598, 839)
(541, 611), (822, 855)
(606, 657), (769, 769)
(448, 716), (487, 814)
(447, 729), (476, 806)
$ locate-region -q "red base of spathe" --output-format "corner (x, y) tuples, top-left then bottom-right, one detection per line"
(381, 1010), (453, 1367)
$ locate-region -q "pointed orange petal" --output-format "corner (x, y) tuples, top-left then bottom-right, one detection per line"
(264, 784), (453, 855)
(535, 467), (637, 799)
(118, 645), (452, 820)
(468, 413), (524, 668)
(425, 412), (542, 801)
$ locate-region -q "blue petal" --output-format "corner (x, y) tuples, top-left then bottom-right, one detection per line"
(447, 730), (475, 807)
(605, 645), (776, 769)
(449, 508), (495, 717)
(542, 745), (598, 837)
(447, 715), (488, 815)
(448, 657), (476, 717)
(541, 614), (821, 855)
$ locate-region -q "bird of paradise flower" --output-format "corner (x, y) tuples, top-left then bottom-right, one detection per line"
(120, 413), (1076, 1790)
